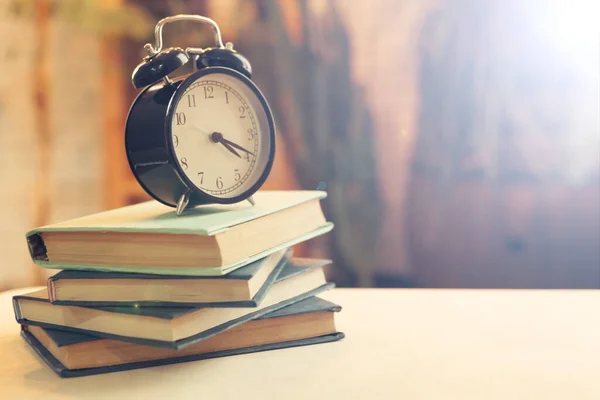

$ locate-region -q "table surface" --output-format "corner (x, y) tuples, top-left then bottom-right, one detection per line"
(0, 287), (598, 400)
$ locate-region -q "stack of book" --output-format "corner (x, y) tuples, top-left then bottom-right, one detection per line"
(12, 190), (344, 377)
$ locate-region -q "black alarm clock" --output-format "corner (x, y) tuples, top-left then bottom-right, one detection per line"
(125, 15), (275, 215)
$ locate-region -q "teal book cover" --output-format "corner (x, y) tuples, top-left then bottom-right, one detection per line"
(27, 191), (327, 235)
(25, 190), (333, 276)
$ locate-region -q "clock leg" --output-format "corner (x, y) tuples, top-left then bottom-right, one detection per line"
(176, 190), (191, 215)
(247, 196), (256, 206)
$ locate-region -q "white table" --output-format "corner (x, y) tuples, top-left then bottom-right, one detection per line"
(1, 287), (599, 399)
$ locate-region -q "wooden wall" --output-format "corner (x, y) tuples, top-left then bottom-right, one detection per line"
(0, 0), (38, 289)
(408, 180), (600, 288)
(0, 1), (104, 289)
(1, 0), (596, 290)
(335, 1), (437, 277)
(405, 0), (600, 288)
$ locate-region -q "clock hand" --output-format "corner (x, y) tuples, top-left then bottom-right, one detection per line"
(220, 138), (255, 156)
(220, 140), (242, 158)
(196, 126), (255, 156)
(209, 131), (242, 158)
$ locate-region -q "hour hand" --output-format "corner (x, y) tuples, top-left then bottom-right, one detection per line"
(210, 131), (242, 158)
(221, 138), (255, 156)
(220, 141), (242, 158)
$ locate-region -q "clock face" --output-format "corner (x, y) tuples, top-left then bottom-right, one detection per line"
(169, 70), (274, 199)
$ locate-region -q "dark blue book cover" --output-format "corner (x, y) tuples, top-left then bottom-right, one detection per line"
(42, 296), (341, 347)
(22, 296), (344, 378)
(22, 329), (345, 378)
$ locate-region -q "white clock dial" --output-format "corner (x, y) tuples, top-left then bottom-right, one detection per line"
(170, 72), (272, 198)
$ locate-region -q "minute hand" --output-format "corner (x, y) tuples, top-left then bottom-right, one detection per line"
(220, 138), (255, 156)
(219, 141), (242, 158)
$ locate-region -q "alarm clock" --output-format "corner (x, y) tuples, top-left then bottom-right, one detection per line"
(125, 14), (275, 215)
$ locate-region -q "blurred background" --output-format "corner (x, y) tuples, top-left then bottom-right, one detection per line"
(0, 0), (598, 290)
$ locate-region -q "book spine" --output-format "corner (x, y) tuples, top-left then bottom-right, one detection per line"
(26, 233), (49, 262)
(12, 297), (23, 322)
(47, 277), (57, 303)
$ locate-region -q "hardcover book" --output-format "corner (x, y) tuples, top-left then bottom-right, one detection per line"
(14, 259), (333, 350)
(47, 249), (300, 307)
(25, 190), (333, 276)
(22, 296), (344, 377)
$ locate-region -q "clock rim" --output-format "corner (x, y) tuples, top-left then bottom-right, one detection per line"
(165, 66), (276, 204)
(125, 82), (185, 209)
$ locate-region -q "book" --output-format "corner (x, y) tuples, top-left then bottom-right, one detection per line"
(47, 249), (297, 307)
(21, 296), (344, 377)
(14, 259), (333, 350)
(26, 190), (333, 276)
